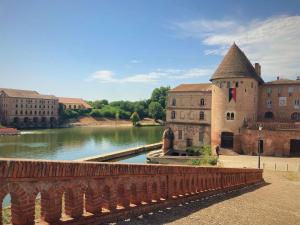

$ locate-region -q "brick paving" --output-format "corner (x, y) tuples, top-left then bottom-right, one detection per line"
(111, 171), (300, 225)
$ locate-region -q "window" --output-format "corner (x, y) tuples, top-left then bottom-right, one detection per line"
(294, 99), (300, 106)
(171, 111), (176, 119)
(251, 82), (253, 88)
(226, 112), (235, 120)
(199, 111), (205, 120)
(199, 132), (204, 143)
(264, 111), (274, 119)
(231, 113), (235, 120)
(15, 110), (18, 115)
(291, 112), (300, 121)
(266, 99), (272, 109)
(16, 104), (18, 108)
(200, 98), (205, 106)
(266, 87), (272, 97)
(235, 82), (239, 88)
(171, 98), (176, 106)
(288, 87), (294, 96)
(226, 112), (230, 120)
(178, 130), (182, 140)
(277, 86), (283, 96)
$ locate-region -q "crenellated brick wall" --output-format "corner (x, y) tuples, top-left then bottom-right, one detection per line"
(0, 158), (263, 225)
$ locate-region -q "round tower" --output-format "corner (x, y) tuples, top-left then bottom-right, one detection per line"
(210, 43), (263, 153)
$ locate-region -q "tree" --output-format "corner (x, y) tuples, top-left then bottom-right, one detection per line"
(148, 102), (163, 121)
(130, 112), (140, 126)
(150, 86), (170, 109)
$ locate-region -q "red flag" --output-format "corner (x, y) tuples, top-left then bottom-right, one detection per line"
(229, 88), (236, 102)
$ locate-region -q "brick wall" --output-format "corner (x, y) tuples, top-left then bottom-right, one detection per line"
(0, 159), (263, 225)
(237, 128), (300, 156)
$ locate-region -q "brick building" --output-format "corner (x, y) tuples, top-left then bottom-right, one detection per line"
(167, 43), (300, 156)
(0, 88), (59, 128)
(58, 97), (92, 110)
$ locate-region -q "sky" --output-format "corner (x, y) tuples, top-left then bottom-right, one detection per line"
(1, 0), (300, 101)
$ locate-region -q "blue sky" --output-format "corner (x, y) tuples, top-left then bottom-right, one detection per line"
(1, 0), (300, 101)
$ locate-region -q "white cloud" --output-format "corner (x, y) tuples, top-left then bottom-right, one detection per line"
(88, 68), (212, 83)
(130, 59), (142, 64)
(173, 15), (300, 79)
(91, 70), (116, 82)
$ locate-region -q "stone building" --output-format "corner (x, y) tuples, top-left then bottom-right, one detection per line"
(166, 43), (300, 156)
(0, 88), (59, 128)
(58, 97), (92, 110)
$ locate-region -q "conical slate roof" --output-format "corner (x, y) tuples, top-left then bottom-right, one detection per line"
(210, 43), (264, 83)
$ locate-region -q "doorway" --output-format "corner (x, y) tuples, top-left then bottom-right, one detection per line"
(290, 139), (300, 156)
(221, 132), (234, 149)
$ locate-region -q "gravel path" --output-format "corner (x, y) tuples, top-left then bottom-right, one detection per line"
(110, 171), (300, 225)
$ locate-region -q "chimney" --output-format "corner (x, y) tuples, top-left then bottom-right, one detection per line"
(254, 63), (261, 76)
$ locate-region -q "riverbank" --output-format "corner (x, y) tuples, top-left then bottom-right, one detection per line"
(68, 116), (161, 127)
(0, 127), (20, 135)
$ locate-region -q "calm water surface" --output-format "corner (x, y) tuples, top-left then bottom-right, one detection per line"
(1, 126), (163, 208)
(0, 126), (163, 160)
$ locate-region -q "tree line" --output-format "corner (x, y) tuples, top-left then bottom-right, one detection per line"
(60, 86), (170, 122)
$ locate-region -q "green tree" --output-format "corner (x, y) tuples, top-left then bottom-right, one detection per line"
(148, 101), (163, 121)
(130, 112), (140, 126)
(150, 86), (170, 109)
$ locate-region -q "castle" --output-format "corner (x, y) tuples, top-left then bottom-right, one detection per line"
(166, 43), (300, 157)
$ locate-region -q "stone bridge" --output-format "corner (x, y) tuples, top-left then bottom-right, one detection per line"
(0, 158), (263, 225)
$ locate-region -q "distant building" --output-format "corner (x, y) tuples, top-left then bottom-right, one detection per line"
(166, 43), (300, 156)
(58, 97), (92, 110)
(0, 88), (59, 128)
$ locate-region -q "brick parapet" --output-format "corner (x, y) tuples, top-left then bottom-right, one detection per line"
(0, 159), (263, 225)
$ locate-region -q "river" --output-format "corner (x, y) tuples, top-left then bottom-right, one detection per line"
(0, 126), (164, 162)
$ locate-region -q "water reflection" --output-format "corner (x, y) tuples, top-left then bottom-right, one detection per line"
(0, 126), (163, 160)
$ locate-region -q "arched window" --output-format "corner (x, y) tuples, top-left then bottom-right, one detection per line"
(231, 113), (235, 120)
(226, 112), (230, 120)
(172, 98), (176, 106)
(291, 112), (300, 121)
(200, 98), (205, 106)
(264, 111), (274, 119)
(199, 111), (205, 120)
(171, 111), (176, 119)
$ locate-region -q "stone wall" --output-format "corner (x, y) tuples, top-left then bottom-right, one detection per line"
(0, 159), (263, 225)
(169, 123), (210, 153)
(237, 128), (300, 156)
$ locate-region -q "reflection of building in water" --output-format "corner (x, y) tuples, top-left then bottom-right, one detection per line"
(0, 88), (59, 128)
(58, 97), (92, 110)
(166, 43), (300, 157)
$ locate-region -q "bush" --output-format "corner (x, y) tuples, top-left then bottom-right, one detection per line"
(187, 145), (212, 156)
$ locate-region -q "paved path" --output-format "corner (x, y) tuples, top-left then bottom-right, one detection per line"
(109, 171), (300, 225)
(219, 155), (300, 172)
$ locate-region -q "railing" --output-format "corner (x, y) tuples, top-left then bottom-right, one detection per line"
(246, 120), (300, 130)
(0, 159), (263, 225)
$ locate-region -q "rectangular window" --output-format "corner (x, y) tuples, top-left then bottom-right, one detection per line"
(178, 130), (182, 140)
(266, 87), (272, 94)
(266, 99), (272, 109)
(227, 82), (231, 88)
(288, 86), (294, 96)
